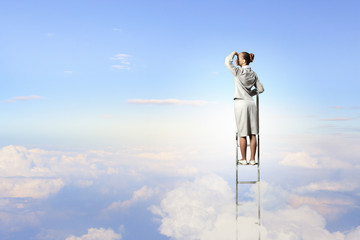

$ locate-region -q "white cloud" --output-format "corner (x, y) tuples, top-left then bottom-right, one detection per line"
(263, 205), (345, 240)
(281, 152), (321, 168)
(64, 70), (73, 74)
(280, 150), (354, 169)
(127, 98), (213, 106)
(150, 174), (360, 240)
(0, 145), (124, 202)
(345, 226), (360, 240)
(0, 178), (64, 199)
(123, 146), (199, 177)
(149, 174), (234, 240)
(275, 133), (360, 171)
(0, 144), (199, 194)
(5, 95), (45, 103)
(105, 186), (155, 212)
(248, 181), (289, 210)
(288, 195), (354, 219)
(0, 145), (103, 179)
(0, 143), (200, 235)
(66, 227), (122, 240)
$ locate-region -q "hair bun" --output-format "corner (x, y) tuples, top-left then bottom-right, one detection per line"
(249, 53), (255, 62)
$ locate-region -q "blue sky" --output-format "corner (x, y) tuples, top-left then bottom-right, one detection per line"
(0, 0), (360, 239)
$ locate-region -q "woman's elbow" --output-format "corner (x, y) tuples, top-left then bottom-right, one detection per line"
(224, 57), (231, 66)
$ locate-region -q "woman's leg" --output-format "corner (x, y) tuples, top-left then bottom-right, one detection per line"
(240, 136), (247, 160)
(250, 134), (257, 160)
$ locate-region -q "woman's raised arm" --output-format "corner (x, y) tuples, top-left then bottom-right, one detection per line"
(225, 51), (238, 76)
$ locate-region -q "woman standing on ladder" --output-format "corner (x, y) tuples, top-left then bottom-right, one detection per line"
(225, 51), (264, 165)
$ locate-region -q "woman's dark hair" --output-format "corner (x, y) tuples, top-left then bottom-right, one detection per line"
(239, 52), (255, 64)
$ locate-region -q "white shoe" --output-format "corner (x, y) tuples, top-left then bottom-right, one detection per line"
(249, 160), (256, 165)
(238, 159), (247, 165)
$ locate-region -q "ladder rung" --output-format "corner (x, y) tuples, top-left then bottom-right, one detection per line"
(236, 202), (257, 206)
(236, 163), (258, 166)
(237, 181), (258, 184)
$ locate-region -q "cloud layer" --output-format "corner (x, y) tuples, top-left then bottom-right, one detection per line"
(1, 135), (359, 239)
(150, 175), (360, 240)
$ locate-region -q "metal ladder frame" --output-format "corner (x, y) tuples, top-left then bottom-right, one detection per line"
(236, 93), (261, 240)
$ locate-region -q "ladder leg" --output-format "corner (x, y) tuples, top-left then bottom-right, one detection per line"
(257, 93), (261, 239)
(236, 132), (239, 240)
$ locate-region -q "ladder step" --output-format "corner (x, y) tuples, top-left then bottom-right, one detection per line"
(236, 202), (257, 206)
(235, 220), (261, 226)
(236, 160), (258, 165)
(237, 181), (258, 184)
(236, 163), (258, 166)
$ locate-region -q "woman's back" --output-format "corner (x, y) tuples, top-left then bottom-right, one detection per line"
(225, 52), (264, 100)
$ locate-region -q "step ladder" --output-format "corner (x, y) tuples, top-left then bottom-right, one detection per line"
(235, 93), (261, 240)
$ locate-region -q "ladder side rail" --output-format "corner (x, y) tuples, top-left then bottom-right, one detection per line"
(256, 92), (261, 240)
(256, 92), (260, 166)
(236, 132), (239, 240)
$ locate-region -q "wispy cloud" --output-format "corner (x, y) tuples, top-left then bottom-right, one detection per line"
(320, 117), (354, 121)
(280, 151), (354, 169)
(110, 53), (132, 70)
(330, 106), (360, 111)
(127, 98), (214, 106)
(110, 54), (131, 62)
(5, 95), (45, 103)
(100, 114), (113, 119)
(111, 65), (130, 70)
(64, 70), (73, 74)
(136, 151), (181, 161)
(296, 180), (358, 193)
